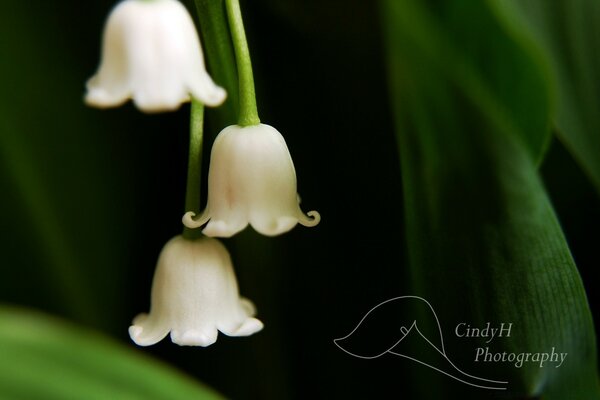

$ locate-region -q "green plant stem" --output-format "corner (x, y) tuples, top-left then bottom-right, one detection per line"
(183, 100), (205, 240)
(225, 0), (260, 126)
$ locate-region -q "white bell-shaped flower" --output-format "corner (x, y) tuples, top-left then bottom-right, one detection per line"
(86, 0), (226, 112)
(182, 123), (320, 237)
(129, 235), (263, 347)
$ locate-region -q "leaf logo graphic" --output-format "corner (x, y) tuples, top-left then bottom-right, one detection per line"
(333, 296), (508, 390)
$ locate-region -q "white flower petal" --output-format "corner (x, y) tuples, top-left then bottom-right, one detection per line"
(129, 235), (261, 347)
(128, 313), (170, 347)
(183, 123), (320, 237)
(188, 74), (227, 107)
(202, 218), (249, 238)
(171, 328), (218, 347)
(249, 213), (298, 237)
(222, 317), (264, 337)
(86, 0), (225, 112)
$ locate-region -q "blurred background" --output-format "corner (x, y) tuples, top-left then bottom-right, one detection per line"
(1, 0), (598, 399)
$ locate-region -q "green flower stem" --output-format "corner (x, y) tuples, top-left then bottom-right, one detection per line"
(183, 99), (205, 240)
(225, 0), (260, 126)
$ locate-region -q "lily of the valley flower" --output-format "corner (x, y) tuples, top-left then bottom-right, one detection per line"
(86, 0), (226, 112)
(182, 123), (320, 237)
(129, 235), (263, 347)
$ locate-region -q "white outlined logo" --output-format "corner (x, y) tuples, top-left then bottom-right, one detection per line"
(333, 296), (508, 391)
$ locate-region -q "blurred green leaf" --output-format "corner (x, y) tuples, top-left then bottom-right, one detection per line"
(496, 0), (600, 195)
(382, 0), (599, 398)
(192, 0), (239, 129)
(0, 307), (223, 400)
(381, 0), (553, 164)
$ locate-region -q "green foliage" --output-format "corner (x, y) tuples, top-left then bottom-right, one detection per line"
(498, 0), (600, 195)
(382, 0), (599, 398)
(0, 307), (223, 400)
(192, 0), (240, 128)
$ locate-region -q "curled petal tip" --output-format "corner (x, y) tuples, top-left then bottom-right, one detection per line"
(133, 98), (184, 114)
(233, 318), (264, 336)
(182, 211), (209, 229)
(182, 211), (196, 226)
(171, 329), (218, 347)
(299, 210), (321, 227)
(128, 325), (143, 338)
(199, 86), (227, 107)
(202, 220), (241, 238)
(128, 321), (168, 347)
(84, 89), (127, 109)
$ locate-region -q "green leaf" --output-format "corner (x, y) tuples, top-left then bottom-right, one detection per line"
(381, 0), (599, 398)
(191, 0), (240, 128)
(380, 0), (553, 164)
(0, 307), (224, 400)
(498, 0), (600, 195)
